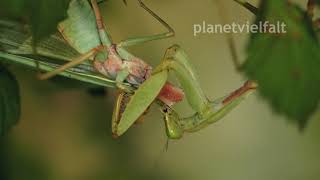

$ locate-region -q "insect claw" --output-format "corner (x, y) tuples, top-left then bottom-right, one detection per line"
(112, 133), (119, 139)
(122, 0), (127, 6)
(134, 116), (145, 125)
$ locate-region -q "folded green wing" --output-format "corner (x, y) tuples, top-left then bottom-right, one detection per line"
(0, 20), (118, 88)
(0, 20), (80, 62)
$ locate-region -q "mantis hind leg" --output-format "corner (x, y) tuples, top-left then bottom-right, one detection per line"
(91, 0), (112, 46)
(38, 47), (100, 80)
(117, 0), (175, 47)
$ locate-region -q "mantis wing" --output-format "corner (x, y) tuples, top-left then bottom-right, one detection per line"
(1, 0), (103, 62)
(0, 20), (80, 62)
(0, 21), (117, 88)
(58, 0), (104, 53)
(116, 71), (168, 136)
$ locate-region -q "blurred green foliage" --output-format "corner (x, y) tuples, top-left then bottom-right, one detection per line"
(0, 0), (70, 44)
(0, 65), (20, 136)
(243, 0), (320, 127)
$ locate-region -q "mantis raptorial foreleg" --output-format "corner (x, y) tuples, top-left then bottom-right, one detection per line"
(113, 44), (257, 138)
(153, 45), (209, 114)
(113, 45), (208, 136)
(162, 80), (256, 139)
(130, 45), (256, 139)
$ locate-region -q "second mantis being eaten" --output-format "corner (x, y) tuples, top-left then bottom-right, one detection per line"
(0, 0), (257, 139)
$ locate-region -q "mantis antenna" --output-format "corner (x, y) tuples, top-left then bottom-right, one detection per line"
(233, 0), (259, 15)
(214, 0), (259, 70)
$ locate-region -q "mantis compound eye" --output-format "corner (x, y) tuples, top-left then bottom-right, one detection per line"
(160, 106), (170, 114)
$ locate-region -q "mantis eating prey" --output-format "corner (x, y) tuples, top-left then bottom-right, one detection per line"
(0, 0), (257, 139)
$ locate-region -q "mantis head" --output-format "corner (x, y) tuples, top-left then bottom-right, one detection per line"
(161, 105), (184, 139)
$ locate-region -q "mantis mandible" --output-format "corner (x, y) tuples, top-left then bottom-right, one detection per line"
(0, 0), (257, 139)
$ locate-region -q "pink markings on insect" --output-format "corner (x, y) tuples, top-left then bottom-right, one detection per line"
(93, 45), (185, 106)
(103, 45), (124, 79)
(157, 82), (184, 106)
(124, 58), (152, 85)
(93, 45), (152, 85)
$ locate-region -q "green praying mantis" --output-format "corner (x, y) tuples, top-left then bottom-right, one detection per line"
(0, 0), (257, 139)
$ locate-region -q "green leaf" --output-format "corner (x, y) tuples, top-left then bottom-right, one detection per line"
(0, 0), (70, 44)
(116, 71), (168, 136)
(243, 0), (320, 128)
(0, 65), (21, 136)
